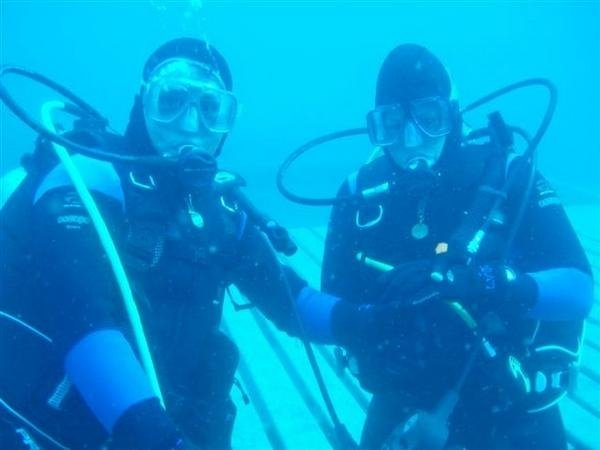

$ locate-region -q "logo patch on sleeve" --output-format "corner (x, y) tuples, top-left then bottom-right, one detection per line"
(57, 214), (91, 229)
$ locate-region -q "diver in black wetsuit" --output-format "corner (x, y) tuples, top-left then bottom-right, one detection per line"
(0, 38), (316, 450)
(313, 45), (594, 449)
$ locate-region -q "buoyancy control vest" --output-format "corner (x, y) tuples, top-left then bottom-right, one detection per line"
(329, 142), (584, 414)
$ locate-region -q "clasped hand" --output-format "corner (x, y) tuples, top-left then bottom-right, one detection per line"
(379, 260), (518, 316)
(337, 259), (524, 348)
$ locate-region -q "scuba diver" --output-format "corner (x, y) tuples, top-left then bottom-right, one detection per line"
(310, 44), (594, 449)
(0, 37), (333, 450)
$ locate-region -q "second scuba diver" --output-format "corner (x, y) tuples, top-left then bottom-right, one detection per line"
(316, 44), (595, 449)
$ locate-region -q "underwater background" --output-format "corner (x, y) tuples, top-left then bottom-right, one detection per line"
(1, 2), (599, 449)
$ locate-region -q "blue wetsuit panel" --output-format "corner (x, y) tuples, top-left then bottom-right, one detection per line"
(34, 154), (124, 208)
(65, 329), (157, 432)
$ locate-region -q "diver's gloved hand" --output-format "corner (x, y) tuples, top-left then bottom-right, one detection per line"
(109, 398), (202, 450)
(330, 260), (436, 348)
(330, 299), (407, 349)
(376, 259), (434, 305)
(435, 263), (537, 318)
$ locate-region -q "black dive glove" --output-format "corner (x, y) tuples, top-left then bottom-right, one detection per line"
(435, 263), (538, 318)
(109, 398), (201, 450)
(330, 260), (435, 348)
(377, 259), (435, 305)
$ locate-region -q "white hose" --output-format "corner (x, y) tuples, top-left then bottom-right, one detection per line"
(40, 101), (165, 407)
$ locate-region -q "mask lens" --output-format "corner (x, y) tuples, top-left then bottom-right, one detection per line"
(367, 105), (405, 146)
(144, 76), (193, 124)
(154, 83), (190, 122)
(409, 97), (452, 137)
(197, 88), (238, 133)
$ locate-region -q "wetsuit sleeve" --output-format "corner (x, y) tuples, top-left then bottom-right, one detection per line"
(231, 223), (304, 333)
(510, 170), (594, 321)
(229, 218), (350, 344)
(32, 187), (182, 447)
(31, 186), (126, 354)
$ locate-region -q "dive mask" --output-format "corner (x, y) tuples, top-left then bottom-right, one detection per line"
(367, 96), (452, 146)
(143, 59), (238, 133)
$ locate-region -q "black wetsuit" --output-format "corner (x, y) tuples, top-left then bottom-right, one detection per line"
(321, 144), (592, 450)
(0, 152), (302, 449)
